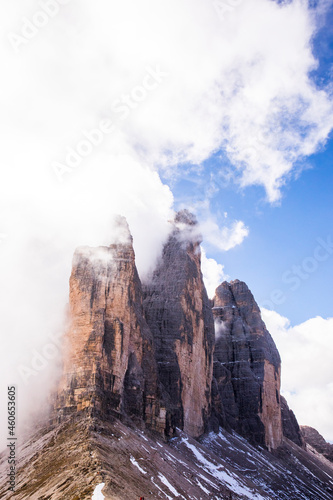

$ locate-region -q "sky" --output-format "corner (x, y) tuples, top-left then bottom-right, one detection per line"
(0, 0), (332, 444)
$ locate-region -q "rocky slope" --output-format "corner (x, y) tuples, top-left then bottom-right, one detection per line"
(1, 411), (332, 499)
(301, 425), (333, 462)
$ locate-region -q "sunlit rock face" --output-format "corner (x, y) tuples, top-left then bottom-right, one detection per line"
(212, 280), (283, 450)
(54, 217), (166, 435)
(143, 210), (215, 438)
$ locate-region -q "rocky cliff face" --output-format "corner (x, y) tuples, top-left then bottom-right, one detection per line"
(143, 210), (215, 438)
(54, 217), (166, 435)
(212, 280), (283, 450)
(55, 211), (215, 439)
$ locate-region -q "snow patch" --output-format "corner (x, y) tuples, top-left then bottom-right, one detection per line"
(130, 456), (147, 475)
(182, 438), (268, 499)
(158, 473), (180, 497)
(198, 473), (219, 490)
(92, 482), (105, 500)
(152, 477), (172, 499)
(196, 478), (210, 494)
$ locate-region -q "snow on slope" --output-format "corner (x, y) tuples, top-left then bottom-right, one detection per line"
(181, 437), (268, 499)
(1, 413), (332, 499)
(158, 472), (181, 497)
(130, 455), (147, 475)
(91, 482), (105, 499)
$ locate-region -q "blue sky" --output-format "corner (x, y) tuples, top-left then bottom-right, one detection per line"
(169, 2), (333, 326)
(171, 134), (333, 325)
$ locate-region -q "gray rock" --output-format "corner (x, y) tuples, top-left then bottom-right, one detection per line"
(280, 396), (304, 447)
(143, 210), (215, 437)
(212, 280), (283, 450)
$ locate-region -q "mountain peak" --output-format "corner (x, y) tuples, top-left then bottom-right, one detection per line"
(174, 209), (198, 226)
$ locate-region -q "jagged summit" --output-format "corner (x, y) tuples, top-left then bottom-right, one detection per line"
(52, 215), (289, 448)
(174, 208), (198, 226)
(109, 214), (133, 246)
(171, 209), (202, 247)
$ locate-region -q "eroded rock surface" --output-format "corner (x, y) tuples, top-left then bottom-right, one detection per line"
(54, 211), (296, 451)
(2, 211), (333, 499)
(1, 411), (333, 500)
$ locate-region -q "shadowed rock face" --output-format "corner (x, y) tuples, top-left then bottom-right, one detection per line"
(54, 218), (166, 435)
(212, 280), (283, 450)
(280, 396), (304, 447)
(143, 210), (215, 438)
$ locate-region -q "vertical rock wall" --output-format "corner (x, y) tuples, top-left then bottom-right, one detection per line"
(143, 210), (215, 437)
(212, 280), (283, 450)
(55, 219), (165, 434)
(280, 396), (304, 447)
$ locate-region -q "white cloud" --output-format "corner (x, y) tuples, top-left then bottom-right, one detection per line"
(200, 219), (249, 251)
(1, 0), (332, 202)
(201, 247), (228, 298)
(262, 309), (333, 443)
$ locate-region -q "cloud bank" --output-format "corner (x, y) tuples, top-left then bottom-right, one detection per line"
(262, 308), (333, 443)
(1, 0), (332, 201)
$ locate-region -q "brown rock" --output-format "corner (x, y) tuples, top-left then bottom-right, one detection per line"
(54, 217), (165, 434)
